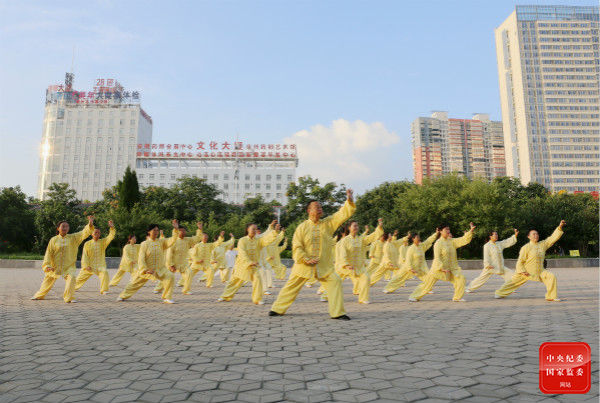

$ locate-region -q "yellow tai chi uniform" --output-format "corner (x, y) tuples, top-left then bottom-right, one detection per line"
(32, 223), (94, 302)
(495, 227), (563, 300)
(366, 238), (384, 275)
(155, 229), (203, 292)
(109, 243), (141, 286)
(409, 231), (473, 301)
(384, 233), (438, 293)
(266, 236), (288, 280)
(338, 225), (384, 303)
(188, 236), (224, 290)
(210, 236), (235, 284)
(118, 230), (178, 301)
(467, 235), (516, 292)
(270, 200), (356, 317)
(220, 228), (279, 304)
(75, 227), (116, 293)
(370, 234), (410, 286)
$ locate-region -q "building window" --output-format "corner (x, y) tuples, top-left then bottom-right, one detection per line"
(266, 193), (271, 198)
(245, 184), (250, 190)
(224, 184), (229, 190)
(287, 175), (293, 181)
(245, 174), (250, 180)
(255, 175), (261, 181)
(224, 174), (229, 180)
(276, 193), (282, 199)
(276, 174), (282, 180)
(255, 184), (260, 190)
(213, 174), (219, 180)
(276, 184), (281, 190)
(266, 175), (271, 181)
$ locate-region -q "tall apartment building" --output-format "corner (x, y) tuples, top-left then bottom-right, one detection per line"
(495, 5), (599, 192)
(38, 74), (152, 201)
(412, 112), (506, 184)
(38, 74), (298, 204)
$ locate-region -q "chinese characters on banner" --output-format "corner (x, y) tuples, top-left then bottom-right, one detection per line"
(539, 342), (591, 394)
(46, 78), (140, 105)
(135, 142), (297, 159)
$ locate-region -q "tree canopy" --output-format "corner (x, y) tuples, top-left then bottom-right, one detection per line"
(4, 173), (598, 259)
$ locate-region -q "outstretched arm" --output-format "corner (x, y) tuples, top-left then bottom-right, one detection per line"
(327, 189), (357, 232)
(541, 221), (565, 252)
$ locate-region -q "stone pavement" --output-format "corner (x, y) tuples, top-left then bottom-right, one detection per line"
(0, 267), (598, 403)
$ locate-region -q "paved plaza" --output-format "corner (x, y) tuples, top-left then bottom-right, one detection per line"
(0, 267), (598, 403)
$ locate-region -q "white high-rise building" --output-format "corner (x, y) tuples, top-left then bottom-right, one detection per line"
(495, 5), (599, 192)
(38, 74), (152, 201)
(38, 74), (298, 204)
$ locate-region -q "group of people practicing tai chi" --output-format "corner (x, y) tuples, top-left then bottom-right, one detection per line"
(31, 189), (567, 321)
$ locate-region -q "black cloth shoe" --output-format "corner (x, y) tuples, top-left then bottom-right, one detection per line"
(268, 310), (283, 317)
(332, 314), (351, 320)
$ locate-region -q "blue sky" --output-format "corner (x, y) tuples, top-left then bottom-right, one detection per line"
(0, 0), (596, 196)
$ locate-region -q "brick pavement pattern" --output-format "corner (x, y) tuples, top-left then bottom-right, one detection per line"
(0, 267), (598, 402)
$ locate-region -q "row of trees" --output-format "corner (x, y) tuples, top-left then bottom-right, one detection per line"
(0, 170), (598, 259)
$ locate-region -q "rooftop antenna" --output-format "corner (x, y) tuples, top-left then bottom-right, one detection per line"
(71, 45), (75, 75)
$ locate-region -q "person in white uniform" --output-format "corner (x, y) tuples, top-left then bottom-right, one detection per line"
(466, 229), (518, 293)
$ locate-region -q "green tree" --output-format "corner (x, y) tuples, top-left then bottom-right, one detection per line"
(0, 186), (36, 252)
(118, 166), (141, 211)
(142, 177), (229, 223)
(285, 176), (347, 225)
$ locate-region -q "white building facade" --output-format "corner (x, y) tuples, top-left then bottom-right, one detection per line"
(38, 74), (298, 204)
(136, 143), (298, 205)
(38, 75), (152, 201)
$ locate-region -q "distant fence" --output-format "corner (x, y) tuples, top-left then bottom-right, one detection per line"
(1, 257), (598, 270)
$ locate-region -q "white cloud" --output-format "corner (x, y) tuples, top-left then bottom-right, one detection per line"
(284, 119), (400, 188)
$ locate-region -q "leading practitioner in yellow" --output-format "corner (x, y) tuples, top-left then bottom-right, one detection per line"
(384, 231), (439, 293)
(337, 219), (384, 304)
(495, 220), (565, 302)
(31, 215), (95, 303)
(409, 222), (476, 302)
(117, 220), (179, 304)
(109, 235), (140, 287)
(269, 189), (356, 320)
(466, 229), (518, 293)
(74, 220), (116, 295)
(219, 221), (280, 305)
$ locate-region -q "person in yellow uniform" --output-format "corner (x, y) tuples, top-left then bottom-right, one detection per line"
(466, 229), (518, 293)
(219, 221), (280, 305)
(210, 233), (235, 284)
(109, 235), (140, 287)
(269, 189), (357, 320)
(395, 232), (412, 280)
(366, 231), (384, 276)
(74, 220), (116, 295)
(337, 219), (384, 304)
(31, 216), (95, 303)
(495, 220), (565, 302)
(154, 222), (203, 294)
(409, 222), (476, 302)
(370, 232), (402, 286)
(188, 231), (225, 291)
(384, 230), (439, 293)
(266, 236), (288, 280)
(117, 220), (179, 304)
